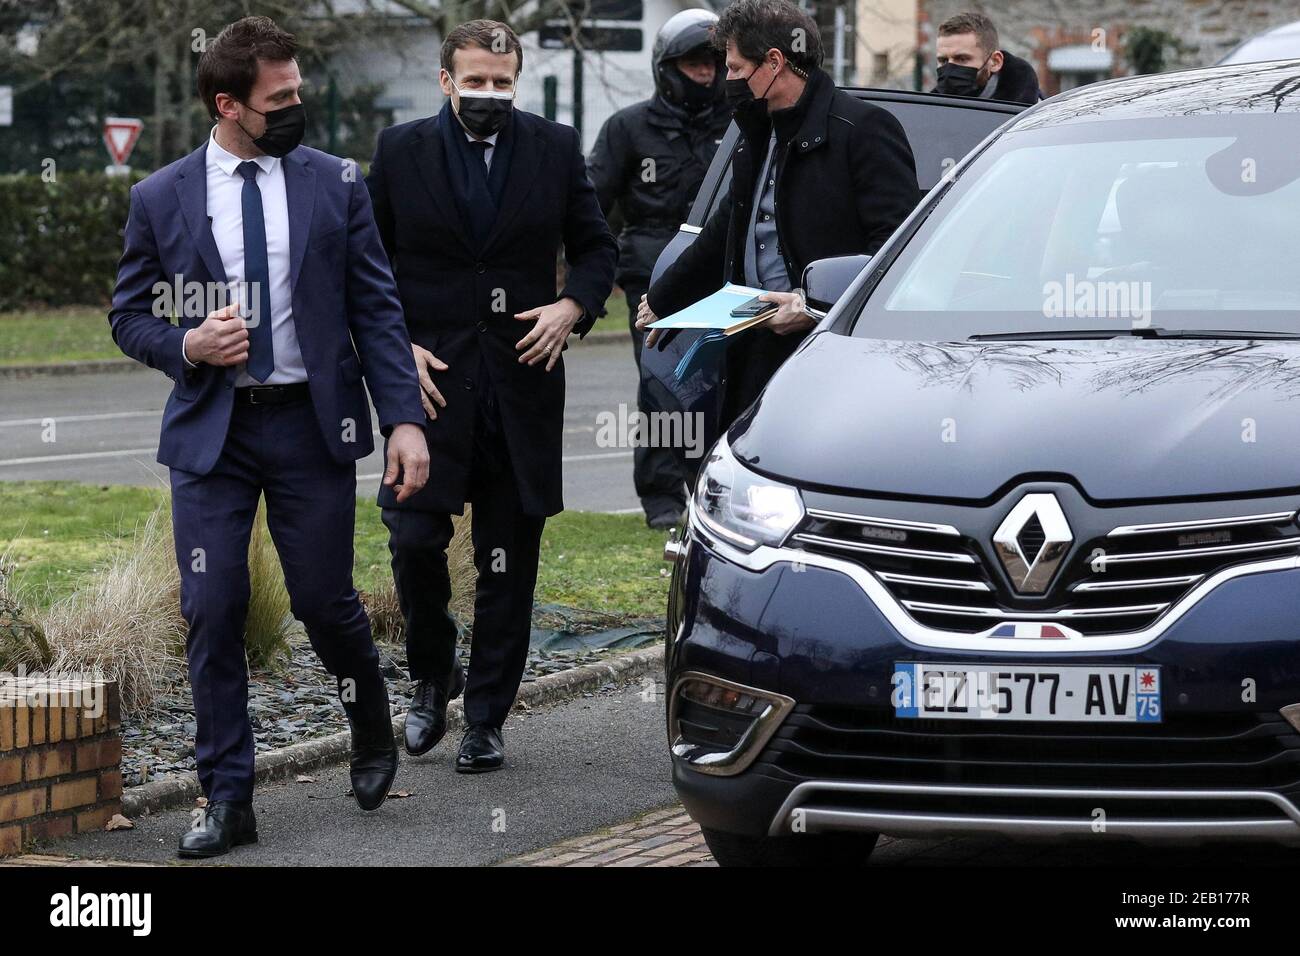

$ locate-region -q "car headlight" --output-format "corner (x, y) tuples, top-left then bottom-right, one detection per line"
(692, 437), (804, 551)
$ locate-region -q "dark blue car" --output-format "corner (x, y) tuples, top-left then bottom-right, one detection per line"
(660, 61), (1300, 866)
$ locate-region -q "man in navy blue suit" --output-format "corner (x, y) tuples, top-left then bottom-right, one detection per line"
(109, 16), (429, 858)
(366, 20), (616, 774)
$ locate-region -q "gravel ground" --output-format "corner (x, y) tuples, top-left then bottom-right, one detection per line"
(121, 612), (660, 788)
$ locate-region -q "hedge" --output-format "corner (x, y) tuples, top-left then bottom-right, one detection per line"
(0, 171), (145, 311)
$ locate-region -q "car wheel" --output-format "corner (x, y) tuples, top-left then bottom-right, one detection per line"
(701, 827), (879, 867)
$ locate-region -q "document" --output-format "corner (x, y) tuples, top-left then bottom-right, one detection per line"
(647, 283), (777, 334)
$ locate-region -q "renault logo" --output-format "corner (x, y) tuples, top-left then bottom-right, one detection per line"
(993, 493), (1073, 594)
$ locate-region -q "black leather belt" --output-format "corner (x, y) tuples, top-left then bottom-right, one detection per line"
(234, 382), (311, 405)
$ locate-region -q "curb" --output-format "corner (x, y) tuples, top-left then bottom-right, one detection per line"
(121, 643), (665, 818)
(0, 358), (143, 379)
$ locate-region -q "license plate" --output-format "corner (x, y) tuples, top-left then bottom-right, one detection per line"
(892, 662), (1161, 723)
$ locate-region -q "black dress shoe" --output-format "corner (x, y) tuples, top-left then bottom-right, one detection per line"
(404, 665), (466, 756)
(344, 689), (399, 812)
(177, 800), (257, 859)
(456, 723), (505, 774)
(646, 508), (686, 531)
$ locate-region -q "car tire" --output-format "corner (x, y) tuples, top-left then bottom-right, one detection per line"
(701, 827), (879, 867)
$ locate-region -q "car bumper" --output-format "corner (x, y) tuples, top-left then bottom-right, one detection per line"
(666, 523), (1300, 844)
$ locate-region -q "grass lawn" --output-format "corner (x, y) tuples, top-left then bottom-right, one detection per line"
(0, 289), (633, 367)
(0, 481), (169, 604)
(0, 307), (120, 365)
(599, 287), (631, 333)
(0, 480), (669, 618)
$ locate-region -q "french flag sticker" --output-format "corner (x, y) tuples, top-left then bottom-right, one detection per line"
(892, 664), (918, 718)
(990, 622), (1068, 639)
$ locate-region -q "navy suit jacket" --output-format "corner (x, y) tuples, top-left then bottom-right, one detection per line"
(109, 141), (425, 476)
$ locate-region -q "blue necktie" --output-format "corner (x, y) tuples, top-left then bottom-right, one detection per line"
(237, 161), (275, 383)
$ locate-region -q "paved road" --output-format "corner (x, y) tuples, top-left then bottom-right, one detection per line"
(0, 337), (644, 514)
(43, 682), (677, 866)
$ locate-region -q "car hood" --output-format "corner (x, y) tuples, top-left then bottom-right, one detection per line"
(730, 332), (1300, 501)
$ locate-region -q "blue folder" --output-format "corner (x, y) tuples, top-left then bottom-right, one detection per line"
(648, 284), (776, 381)
(647, 283), (773, 331)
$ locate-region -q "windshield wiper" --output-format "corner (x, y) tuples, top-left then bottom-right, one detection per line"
(969, 327), (1300, 342)
(969, 328), (1151, 341)
(1143, 328), (1300, 340)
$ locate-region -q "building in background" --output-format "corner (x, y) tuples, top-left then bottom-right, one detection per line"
(522, 0), (712, 150)
(355, 0), (1300, 141)
(12, 0), (1294, 175)
(334, 0), (915, 152)
(852, 0), (919, 88)
(330, 0), (715, 152)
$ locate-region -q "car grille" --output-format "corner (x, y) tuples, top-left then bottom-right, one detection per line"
(757, 705), (1300, 796)
(789, 508), (1300, 636)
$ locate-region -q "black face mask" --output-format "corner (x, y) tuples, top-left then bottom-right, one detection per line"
(451, 78), (514, 138)
(935, 54), (992, 96)
(680, 75), (717, 112)
(724, 77), (753, 109)
(238, 102), (306, 158)
(725, 62), (781, 111)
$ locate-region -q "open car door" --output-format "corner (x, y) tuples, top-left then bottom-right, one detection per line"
(640, 89), (1028, 476)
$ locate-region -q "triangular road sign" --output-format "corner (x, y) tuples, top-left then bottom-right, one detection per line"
(103, 117), (143, 166)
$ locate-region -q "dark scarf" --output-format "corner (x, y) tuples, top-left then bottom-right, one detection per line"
(439, 99), (514, 246)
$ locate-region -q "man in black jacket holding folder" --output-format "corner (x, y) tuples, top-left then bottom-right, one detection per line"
(639, 0), (918, 428)
(366, 20), (616, 772)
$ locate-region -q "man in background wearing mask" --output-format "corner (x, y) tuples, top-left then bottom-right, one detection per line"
(638, 0), (918, 431)
(366, 20), (616, 774)
(110, 16), (429, 857)
(932, 11), (1043, 105)
(588, 8), (732, 529)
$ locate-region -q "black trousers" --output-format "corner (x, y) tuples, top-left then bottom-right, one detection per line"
(623, 280), (687, 519)
(382, 383), (545, 729)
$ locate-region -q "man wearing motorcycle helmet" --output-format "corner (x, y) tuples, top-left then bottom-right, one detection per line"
(588, 7), (733, 529)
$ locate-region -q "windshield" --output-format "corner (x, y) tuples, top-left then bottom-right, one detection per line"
(854, 114), (1300, 341)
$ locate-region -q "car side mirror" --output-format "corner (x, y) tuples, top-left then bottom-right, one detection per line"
(802, 255), (872, 318)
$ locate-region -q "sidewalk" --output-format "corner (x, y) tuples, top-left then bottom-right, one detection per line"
(503, 806), (716, 867)
(20, 681), (676, 866)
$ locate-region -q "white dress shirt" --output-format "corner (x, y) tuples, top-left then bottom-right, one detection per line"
(467, 129), (499, 172)
(183, 128), (306, 385)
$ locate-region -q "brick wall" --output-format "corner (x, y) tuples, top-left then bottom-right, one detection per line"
(0, 678), (122, 856)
